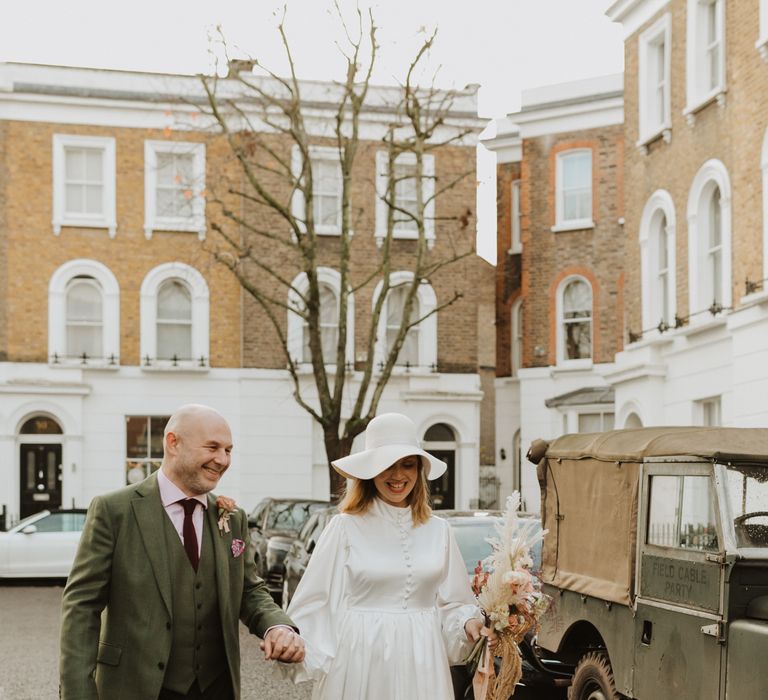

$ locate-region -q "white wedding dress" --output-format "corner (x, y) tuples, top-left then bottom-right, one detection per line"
(283, 497), (479, 699)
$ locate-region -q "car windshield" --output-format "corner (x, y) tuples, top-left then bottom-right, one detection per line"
(724, 463), (768, 548)
(449, 516), (543, 576)
(267, 502), (326, 532)
(11, 511), (86, 533)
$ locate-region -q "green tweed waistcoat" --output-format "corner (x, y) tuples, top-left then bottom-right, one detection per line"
(161, 511), (228, 694)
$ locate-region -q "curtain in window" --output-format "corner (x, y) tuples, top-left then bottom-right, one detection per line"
(302, 282), (339, 363)
(157, 280), (192, 360)
(386, 285), (420, 366)
(562, 279), (592, 360)
(66, 277), (103, 359)
(64, 147), (103, 215)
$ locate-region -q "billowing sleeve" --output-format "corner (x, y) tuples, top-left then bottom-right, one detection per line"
(278, 513), (348, 683)
(437, 520), (482, 665)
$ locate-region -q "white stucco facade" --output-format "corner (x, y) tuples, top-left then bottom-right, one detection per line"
(607, 293), (768, 434)
(0, 363), (483, 523)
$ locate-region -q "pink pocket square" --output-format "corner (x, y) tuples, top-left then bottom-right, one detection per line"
(231, 539), (245, 558)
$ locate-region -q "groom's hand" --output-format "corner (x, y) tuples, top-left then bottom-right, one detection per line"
(261, 626), (305, 663)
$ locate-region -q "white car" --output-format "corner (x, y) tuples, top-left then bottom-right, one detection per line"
(0, 509), (87, 578)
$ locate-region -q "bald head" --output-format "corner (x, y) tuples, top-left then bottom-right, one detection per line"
(164, 404), (228, 443)
(162, 404), (233, 496)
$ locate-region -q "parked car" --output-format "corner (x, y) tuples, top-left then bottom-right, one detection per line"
(528, 427), (768, 700)
(0, 508), (87, 578)
(281, 505), (338, 610)
(436, 510), (569, 700)
(247, 497), (329, 600)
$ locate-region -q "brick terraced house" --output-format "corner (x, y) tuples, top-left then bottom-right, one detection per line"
(0, 62), (492, 522)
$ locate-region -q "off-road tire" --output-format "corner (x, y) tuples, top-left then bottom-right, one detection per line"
(568, 652), (619, 700)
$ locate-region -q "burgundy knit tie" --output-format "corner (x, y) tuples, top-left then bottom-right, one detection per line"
(180, 499), (200, 572)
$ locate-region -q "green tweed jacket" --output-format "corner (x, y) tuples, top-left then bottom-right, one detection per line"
(59, 472), (294, 700)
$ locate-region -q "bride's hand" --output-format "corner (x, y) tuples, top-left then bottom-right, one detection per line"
(464, 618), (498, 649)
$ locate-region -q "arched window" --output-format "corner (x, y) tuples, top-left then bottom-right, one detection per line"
(156, 280), (193, 361)
(640, 190), (676, 332)
(66, 277), (103, 360)
(386, 284), (420, 367)
(140, 263), (209, 368)
(49, 259), (120, 366)
(287, 268), (353, 368)
(558, 278), (592, 362)
(302, 282), (339, 364)
(373, 272), (437, 372)
(687, 160), (731, 318)
(705, 186), (723, 305)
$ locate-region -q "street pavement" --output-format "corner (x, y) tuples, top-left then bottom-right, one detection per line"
(0, 582), (551, 699)
(0, 582), (312, 700)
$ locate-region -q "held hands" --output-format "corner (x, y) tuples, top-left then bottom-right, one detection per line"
(464, 618), (499, 651)
(261, 626), (306, 663)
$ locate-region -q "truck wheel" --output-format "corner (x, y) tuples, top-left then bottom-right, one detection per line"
(569, 652), (619, 700)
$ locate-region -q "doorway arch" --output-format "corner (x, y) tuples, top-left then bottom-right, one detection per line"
(18, 414), (64, 518)
(423, 422), (456, 509)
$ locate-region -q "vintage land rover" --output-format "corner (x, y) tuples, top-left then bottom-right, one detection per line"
(527, 427), (768, 700)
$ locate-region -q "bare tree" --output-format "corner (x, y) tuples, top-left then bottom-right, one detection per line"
(197, 7), (478, 495)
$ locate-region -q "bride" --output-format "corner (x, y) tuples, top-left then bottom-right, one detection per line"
(282, 412), (493, 699)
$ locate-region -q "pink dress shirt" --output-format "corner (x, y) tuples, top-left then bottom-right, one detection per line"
(157, 468), (207, 558)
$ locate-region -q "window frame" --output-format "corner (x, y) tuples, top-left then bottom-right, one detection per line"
(48, 259), (120, 367)
(685, 0), (726, 118)
(511, 297), (523, 376)
(372, 272), (437, 373)
(758, 0), (768, 61)
(553, 149), (594, 232)
(375, 151), (436, 248)
(687, 159), (732, 320)
(639, 190), (677, 333)
(52, 134), (117, 237)
(291, 145), (345, 237)
(509, 180), (522, 254)
(556, 275), (593, 367)
(286, 268), (355, 371)
(140, 262), (209, 370)
(638, 13), (672, 145)
(144, 140), (206, 240)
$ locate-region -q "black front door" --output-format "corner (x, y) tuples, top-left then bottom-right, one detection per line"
(427, 449), (455, 509)
(20, 443), (63, 518)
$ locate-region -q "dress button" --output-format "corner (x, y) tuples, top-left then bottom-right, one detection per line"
(196, 582), (201, 590)
(158, 662), (165, 670)
(197, 603), (202, 610)
(166, 622), (171, 630)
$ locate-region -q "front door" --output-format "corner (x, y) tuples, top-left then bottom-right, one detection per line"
(633, 465), (723, 700)
(20, 444), (63, 519)
(427, 449), (455, 509)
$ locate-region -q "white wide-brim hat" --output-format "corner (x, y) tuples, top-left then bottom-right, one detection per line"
(332, 413), (447, 481)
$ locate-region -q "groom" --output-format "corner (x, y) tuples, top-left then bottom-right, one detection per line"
(59, 404), (304, 699)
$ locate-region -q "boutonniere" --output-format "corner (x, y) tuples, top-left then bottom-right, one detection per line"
(216, 495), (237, 536)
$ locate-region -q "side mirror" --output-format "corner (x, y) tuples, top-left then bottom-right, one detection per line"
(21, 525), (38, 535)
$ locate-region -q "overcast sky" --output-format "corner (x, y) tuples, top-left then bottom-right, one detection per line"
(3, 0), (624, 260)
